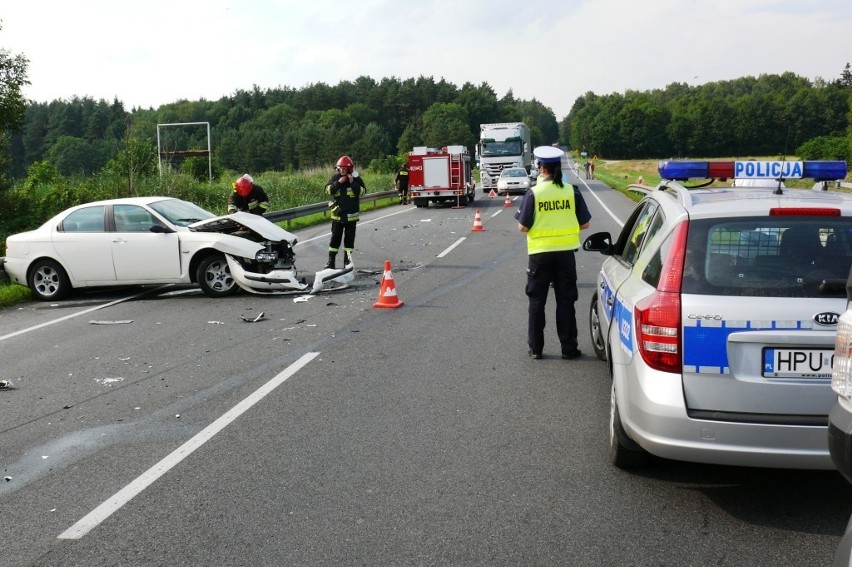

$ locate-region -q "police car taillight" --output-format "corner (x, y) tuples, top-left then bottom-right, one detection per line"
(833, 309), (852, 397)
(635, 222), (688, 373)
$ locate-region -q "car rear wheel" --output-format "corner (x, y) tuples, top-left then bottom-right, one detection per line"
(28, 259), (71, 301)
(197, 254), (239, 297)
(589, 293), (607, 361)
(609, 382), (651, 468)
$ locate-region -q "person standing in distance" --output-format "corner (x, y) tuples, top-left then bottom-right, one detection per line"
(515, 146), (591, 360)
(395, 162), (410, 205)
(228, 174), (270, 215)
(325, 155), (366, 269)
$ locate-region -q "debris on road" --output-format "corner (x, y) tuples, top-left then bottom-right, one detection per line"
(89, 320), (133, 325)
(239, 311), (266, 323)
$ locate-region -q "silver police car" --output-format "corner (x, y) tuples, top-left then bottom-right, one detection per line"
(583, 159), (851, 469)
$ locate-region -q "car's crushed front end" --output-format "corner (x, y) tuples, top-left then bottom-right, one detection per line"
(190, 212), (353, 294)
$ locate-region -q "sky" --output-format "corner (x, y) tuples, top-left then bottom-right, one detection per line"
(2, 0), (851, 120)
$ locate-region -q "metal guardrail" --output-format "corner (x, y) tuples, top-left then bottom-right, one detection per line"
(263, 190), (398, 224)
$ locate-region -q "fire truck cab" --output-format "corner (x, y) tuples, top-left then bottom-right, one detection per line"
(407, 145), (476, 208)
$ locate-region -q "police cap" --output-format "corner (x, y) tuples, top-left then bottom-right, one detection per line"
(534, 146), (564, 164)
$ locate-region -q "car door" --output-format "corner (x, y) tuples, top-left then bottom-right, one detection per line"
(52, 205), (117, 283)
(110, 204), (181, 281)
(602, 200), (664, 363)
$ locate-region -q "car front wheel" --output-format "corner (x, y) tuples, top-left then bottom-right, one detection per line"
(197, 254), (238, 297)
(609, 382), (651, 468)
(28, 259), (71, 301)
(589, 293), (607, 361)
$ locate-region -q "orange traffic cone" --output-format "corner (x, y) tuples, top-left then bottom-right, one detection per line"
(373, 260), (404, 309)
(471, 209), (485, 232)
(488, 189), (497, 198)
(503, 194), (512, 207)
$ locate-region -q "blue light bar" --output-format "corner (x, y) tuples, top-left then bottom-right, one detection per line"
(658, 161), (708, 180)
(659, 160), (848, 182)
(803, 161), (848, 181)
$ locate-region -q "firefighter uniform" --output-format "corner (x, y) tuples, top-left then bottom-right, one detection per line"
(325, 168), (366, 268)
(515, 146), (591, 359)
(227, 184), (270, 215)
(395, 165), (410, 204)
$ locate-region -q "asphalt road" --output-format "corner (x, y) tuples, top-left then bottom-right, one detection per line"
(1, 166), (851, 566)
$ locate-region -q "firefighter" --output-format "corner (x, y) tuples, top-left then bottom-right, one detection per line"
(395, 163), (410, 204)
(228, 174), (270, 215)
(325, 156), (367, 269)
(515, 146), (591, 360)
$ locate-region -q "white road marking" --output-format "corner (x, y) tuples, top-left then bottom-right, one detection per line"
(0, 287), (169, 343)
(437, 237), (466, 258)
(570, 166), (625, 228)
(57, 352), (320, 540)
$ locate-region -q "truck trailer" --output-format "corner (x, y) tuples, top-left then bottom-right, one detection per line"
(476, 122), (532, 192)
(407, 146), (476, 208)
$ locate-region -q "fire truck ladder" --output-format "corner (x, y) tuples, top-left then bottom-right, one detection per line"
(449, 153), (462, 189)
(449, 152), (467, 209)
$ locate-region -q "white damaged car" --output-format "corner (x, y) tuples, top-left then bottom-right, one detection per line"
(2, 197), (353, 300)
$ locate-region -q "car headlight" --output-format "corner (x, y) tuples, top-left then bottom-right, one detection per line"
(833, 310), (852, 397)
(255, 250), (278, 263)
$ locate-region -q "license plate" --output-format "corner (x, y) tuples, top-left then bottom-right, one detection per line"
(763, 348), (834, 378)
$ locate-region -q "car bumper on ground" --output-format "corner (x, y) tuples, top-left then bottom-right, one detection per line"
(617, 363), (834, 469)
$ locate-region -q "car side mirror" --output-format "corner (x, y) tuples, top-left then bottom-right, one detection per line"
(150, 224), (174, 234)
(583, 231), (614, 255)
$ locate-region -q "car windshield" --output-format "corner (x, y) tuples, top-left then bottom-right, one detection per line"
(149, 199), (217, 227)
(682, 217), (852, 297)
(502, 169), (527, 178)
(481, 141), (522, 157)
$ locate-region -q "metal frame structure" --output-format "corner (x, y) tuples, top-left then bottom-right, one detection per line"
(156, 122), (212, 181)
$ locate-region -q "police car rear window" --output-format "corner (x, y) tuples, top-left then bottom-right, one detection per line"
(682, 217), (852, 297)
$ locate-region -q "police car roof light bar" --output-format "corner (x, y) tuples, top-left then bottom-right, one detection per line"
(658, 160), (848, 182)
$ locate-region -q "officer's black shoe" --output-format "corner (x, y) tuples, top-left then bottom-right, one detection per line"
(528, 349), (543, 360)
(561, 349), (582, 360)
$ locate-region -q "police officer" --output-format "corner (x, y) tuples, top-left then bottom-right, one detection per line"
(395, 163), (410, 204)
(515, 146), (591, 359)
(325, 155), (367, 269)
(228, 174), (270, 215)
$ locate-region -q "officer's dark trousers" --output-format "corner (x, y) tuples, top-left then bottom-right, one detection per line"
(329, 220), (357, 251)
(526, 250), (579, 355)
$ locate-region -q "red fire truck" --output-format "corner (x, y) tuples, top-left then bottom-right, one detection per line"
(407, 145), (476, 208)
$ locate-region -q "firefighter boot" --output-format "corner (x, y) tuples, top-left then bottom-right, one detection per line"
(343, 252), (352, 266)
(325, 252), (337, 269)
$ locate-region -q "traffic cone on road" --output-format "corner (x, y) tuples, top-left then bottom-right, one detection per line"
(488, 189), (497, 198)
(503, 194), (512, 207)
(471, 209), (485, 232)
(373, 260), (404, 309)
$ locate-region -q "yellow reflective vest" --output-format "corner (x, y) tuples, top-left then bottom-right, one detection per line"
(526, 179), (581, 254)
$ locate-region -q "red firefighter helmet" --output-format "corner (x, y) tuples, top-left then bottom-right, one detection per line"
(336, 156), (354, 171)
(235, 174), (253, 197)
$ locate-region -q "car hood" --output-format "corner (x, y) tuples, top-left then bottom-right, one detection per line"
(189, 212), (297, 244)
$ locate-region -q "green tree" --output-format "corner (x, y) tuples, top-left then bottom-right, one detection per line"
(421, 102), (472, 148)
(0, 21), (30, 186)
(0, 22), (28, 134)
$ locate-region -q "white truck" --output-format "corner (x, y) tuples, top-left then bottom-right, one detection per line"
(476, 122), (532, 192)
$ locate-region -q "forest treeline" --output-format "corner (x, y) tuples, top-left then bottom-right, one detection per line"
(7, 76), (560, 180)
(563, 68), (852, 160)
(7, 68), (852, 185)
